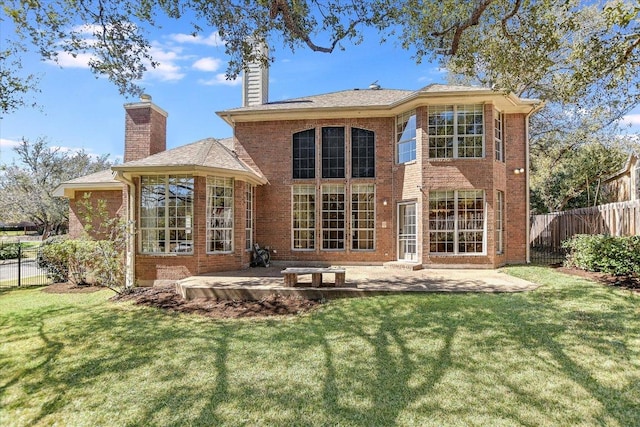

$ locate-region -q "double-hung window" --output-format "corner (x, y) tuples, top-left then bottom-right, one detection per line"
(496, 190), (504, 254)
(245, 184), (254, 250)
(396, 110), (417, 163)
(428, 105), (484, 158)
(495, 110), (504, 162)
(140, 175), (194, 254)
(207, 177), (234, 253)
(429, 190), (485, 254)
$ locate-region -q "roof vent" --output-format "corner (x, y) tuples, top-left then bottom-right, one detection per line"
(140, 93), (152, 102)
(369, 81), (381, 90)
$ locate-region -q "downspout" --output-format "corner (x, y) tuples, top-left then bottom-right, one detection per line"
(525, 105), (538, 264)
(115, 171), (136, 288)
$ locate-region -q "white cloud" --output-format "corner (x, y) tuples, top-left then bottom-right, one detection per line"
(0, 138), (21, 148)
(621, 114), (640, 126)
(193, 57), (222, 72)
(198, 73), (241, 86)
(49, 51), (96, 69)
(169, 32), (224, 47)
(143, 45), (186, 81)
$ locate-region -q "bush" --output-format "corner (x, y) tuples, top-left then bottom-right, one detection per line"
(0, 243), (21, 260)
(39, 237), (103, 285)
(563, 234), (640, 276)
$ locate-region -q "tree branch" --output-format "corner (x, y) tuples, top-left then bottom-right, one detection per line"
(431, 0), (495, 55)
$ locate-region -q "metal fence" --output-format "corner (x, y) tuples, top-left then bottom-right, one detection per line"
(0, 243), (53, 288)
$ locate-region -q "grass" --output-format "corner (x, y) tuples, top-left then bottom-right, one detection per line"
(0, 276), (51, 288)
(1, 266), (639, 426)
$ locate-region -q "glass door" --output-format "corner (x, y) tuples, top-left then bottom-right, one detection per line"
(398, 203), (417, 261)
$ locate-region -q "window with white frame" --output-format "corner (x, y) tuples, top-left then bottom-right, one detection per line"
(140, 175), (194, 254)
(292, 185), (315, 250)
(322, 184), (345, 250)
(496, 190), (504, 254)
(396, 110), (417, 163)
(351, 184), (375, 250)
(495, 110), (504, 162)
(207, 177), (234, 253)
(429, 190), (485, 254)
(245, 184), (254, 250)
(428, 105), (484, 158)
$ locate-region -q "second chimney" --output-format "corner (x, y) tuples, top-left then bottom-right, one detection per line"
(124, 94), (168, 163)
(242, 41), (269, 107)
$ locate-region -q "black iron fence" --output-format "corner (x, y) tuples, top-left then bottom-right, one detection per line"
(0, 242), (53, 288)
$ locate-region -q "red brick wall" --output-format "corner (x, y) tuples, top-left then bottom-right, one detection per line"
(235, 118), (396, 264)
(231, 106), (529, 268)
(124, 104), (167, 163)
(68, 190), (125, 239)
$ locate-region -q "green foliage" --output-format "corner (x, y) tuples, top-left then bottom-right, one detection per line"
(0, 243), (21, 260)
(39, 237), (98, 285)
(563, 234), (640, 276)
(0, 138), (112, 238)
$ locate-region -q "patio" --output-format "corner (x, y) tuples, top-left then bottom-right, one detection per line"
(176, 265), (540, 300)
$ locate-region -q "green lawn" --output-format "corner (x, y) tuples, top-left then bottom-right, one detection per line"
(1, 266), (638, 426)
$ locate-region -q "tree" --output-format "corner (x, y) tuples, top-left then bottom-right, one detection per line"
(1, 0), (638, 111)
(0, 138), (112, 238)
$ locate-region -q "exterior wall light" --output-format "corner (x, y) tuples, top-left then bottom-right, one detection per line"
(383, 199), (388, 206)
(514, 168), (525, 174)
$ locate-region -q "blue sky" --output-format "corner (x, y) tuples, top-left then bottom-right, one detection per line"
(1, 20), (639, 165)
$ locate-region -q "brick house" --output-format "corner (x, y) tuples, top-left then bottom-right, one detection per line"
(56, 68), (542, 286)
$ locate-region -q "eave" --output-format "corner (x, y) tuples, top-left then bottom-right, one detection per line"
(111, 164), (268, 186)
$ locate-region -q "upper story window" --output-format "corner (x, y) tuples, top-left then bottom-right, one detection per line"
(139, 175), (194, 254)
(428, 105), (484, 158)
(293, 129), (315, 179)
(396, 110), (417, 163)
(494, 110), (504, 162)
(351, 128), (375, 178)
(322, 127), (345, 178)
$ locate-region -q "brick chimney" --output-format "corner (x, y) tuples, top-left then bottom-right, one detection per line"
(123, 94), (168, 162)
(242, 42), (269, 107)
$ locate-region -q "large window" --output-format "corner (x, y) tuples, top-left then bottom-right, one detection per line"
(245, 184), (254, 250)
(293, 129), (315, 179)
(496, 191), (504, 254)
(322, 184), (345, 249)
(292, 185), (315, 250)
(207, 177), (234, 253)
(494, 110), (504, 162)
(352, 128), (375, 178)
(428, 105), (484, 158)
(322, 127), (345, 178)
(396, 110), (417, 163)
(140, 175), (194, 254)
(429, 190), (485, 254)
(351, 184), (375, 250)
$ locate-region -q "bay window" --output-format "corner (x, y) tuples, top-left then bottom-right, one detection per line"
(428, 105), (484, 158)
(429, 190), (485, 254)
(207, 177), (234, 253)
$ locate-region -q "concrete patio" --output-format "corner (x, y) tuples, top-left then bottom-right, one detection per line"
(176, 264), (540, 300)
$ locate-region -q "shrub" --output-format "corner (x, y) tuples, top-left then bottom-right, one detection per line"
(563, 234), (640, 276)
(0, 243), (21, 260)
(39, 237), (103, 285)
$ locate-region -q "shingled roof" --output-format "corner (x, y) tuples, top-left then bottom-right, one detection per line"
(53, 169), (123, 197)
(111, 137), (266, 184)
(217, 83), (541, 123)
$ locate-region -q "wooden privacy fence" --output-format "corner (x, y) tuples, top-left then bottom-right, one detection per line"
(530, 200), (640, 252)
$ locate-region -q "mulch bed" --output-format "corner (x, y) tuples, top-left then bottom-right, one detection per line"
(553, 266), (640, 292)
(109, 286), (322, 318)
(41, 282), (104, 294)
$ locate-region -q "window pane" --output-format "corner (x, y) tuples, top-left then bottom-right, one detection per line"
(429, 190), (484, 254)
(351, 184), (375, 250)
(140, 175), (193, 254)
(322, 184), (345, 249)
(292, 185), (316, 249)
(396, 111), (417, 163)
(322, 127), (345, 178)
(351, 128), (375, 178)
(293, 129), (315, 179)
(206, 177), (234, 253)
